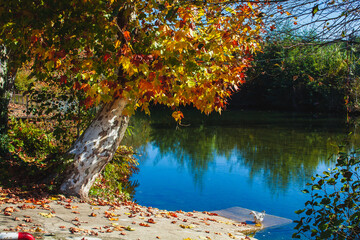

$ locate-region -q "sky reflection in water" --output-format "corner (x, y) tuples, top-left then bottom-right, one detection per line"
(127, 110), (355, 239)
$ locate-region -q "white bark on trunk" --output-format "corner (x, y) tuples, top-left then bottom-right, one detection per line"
(60, 97), (129, 199)
(0, 45), (15, 136)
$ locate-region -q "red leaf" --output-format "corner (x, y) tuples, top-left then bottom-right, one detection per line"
(60, 75), (67, 84)
(103, 53), (111, 62)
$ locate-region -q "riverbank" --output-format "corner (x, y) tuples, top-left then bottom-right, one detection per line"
(0, 190), (260, 240)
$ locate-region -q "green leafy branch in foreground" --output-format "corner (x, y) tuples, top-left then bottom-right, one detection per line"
(89, 145), (139, 201)
(293, 149), (360, 239)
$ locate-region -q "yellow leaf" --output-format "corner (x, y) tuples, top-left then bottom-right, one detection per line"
(39, 212), (55, 218)
(101, 85), (110, 95)
(175, 41), (188, 52)
(115, 40), (121, 49)
(172, 111), (184, 122)
(124, 226), (135, 231)
(225, 7), (235, 14)
(56, 59), (62, 68)
(179, 224), (195, 229)
(228, 233), (236, 239)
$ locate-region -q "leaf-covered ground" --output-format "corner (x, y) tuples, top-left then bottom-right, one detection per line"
(0, 186), (259, 240)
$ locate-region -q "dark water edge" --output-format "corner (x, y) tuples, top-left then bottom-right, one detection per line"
(126, 109), (358, 240)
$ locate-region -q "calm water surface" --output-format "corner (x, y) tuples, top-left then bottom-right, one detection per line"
(125, 110), (359, 239)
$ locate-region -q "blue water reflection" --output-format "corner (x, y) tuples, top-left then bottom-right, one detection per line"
(128, 110), (354, 239)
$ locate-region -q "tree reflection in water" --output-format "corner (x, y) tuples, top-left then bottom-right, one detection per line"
(123, 109), (354, 194)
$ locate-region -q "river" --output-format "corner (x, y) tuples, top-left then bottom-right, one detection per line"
(124, 109), (359, 239)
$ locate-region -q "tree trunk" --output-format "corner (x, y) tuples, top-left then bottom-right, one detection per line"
(60, 2), (135, 199)
(59, 97), (129, 199)
(0, 45), (15, 158)
(0, 45), (14, 136)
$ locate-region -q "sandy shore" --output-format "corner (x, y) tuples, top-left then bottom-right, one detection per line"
(0, 194), (260, 240)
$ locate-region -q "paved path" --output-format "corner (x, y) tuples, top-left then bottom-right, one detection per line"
(0, 195), (260, 240)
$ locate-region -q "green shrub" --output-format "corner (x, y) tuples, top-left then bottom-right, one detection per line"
(14, 68), (35, 93)
(7, 118), (57, 162)
(0, 133), (10, 158)
(293, 149), (360, 239)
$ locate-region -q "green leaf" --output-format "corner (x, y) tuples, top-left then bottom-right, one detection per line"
(312, 5), (319, 17)
(295, 209), (305, 214)
(292, 233), (300, 238)
(320, 197), (330, 205)
(187, 80), (196, 88)
(45, 61), (54, 71)
(305, 209), (313, 215)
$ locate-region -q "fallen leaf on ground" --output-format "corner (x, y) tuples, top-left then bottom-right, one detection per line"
(179, 224), (195, 229)
(39, 212), (55, 218)
(228, 233), (236, 239)
(139, 223), (150, 227)
(147, 218), (156, 224)
(124, 226), (135, 231)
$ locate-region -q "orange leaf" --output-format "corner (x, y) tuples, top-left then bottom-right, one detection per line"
(139, 223), (150, 227)
(123, 31), (131, 41)
(147, 218), (156, 224)
(80, 83), (90, 91)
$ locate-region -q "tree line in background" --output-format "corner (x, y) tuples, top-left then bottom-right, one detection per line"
(231, 24), (360, 113)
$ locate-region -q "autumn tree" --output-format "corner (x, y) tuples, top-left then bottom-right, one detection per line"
(0, 0), (265, 199)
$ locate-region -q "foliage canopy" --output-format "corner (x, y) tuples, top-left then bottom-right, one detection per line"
(1, 0), (265, 121)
